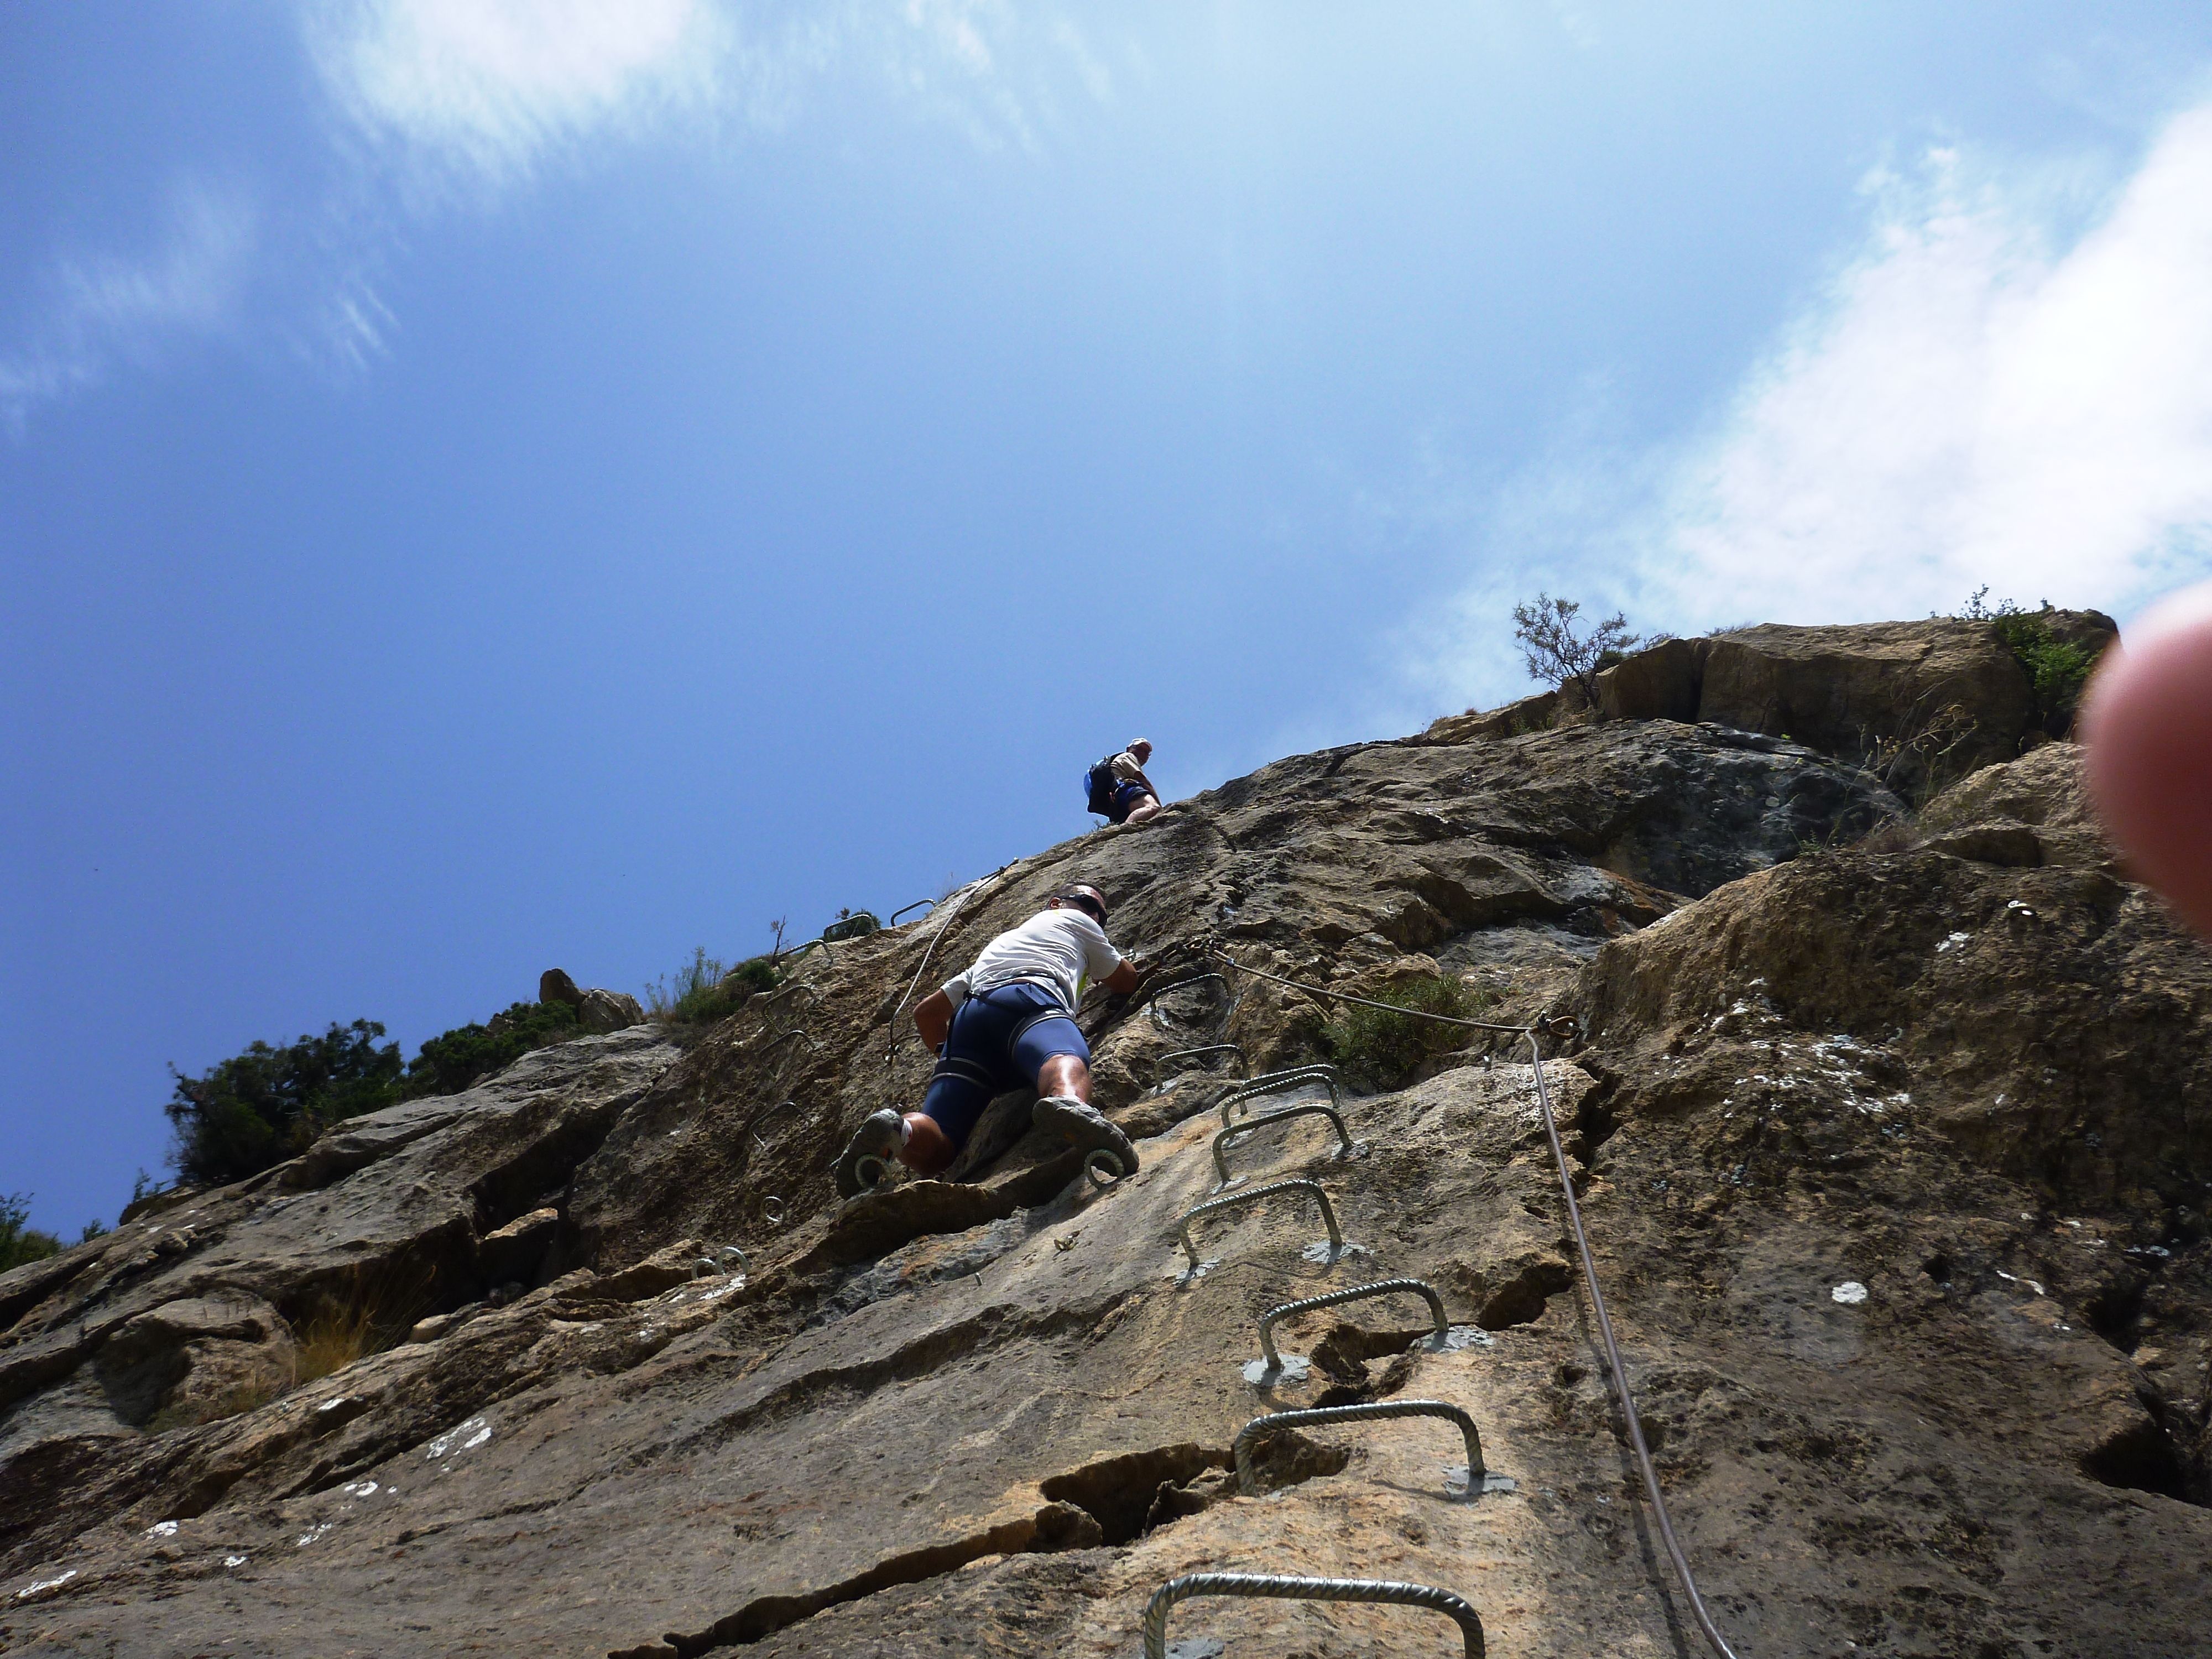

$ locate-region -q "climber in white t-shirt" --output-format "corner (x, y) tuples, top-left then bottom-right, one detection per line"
(834, 885), (1144, 1195)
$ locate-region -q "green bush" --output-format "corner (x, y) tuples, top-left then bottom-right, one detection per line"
(1, 1192), (63, 1273)
(165, 1020), (404, 1187)
(1320, 974), (1493, 1090)
(399, 1000), (581, 1100)
(1957, 589), (2097, 731)
(646, 947), (779, 1024)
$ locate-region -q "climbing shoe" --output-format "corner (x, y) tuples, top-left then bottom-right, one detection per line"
(1033, 1096), (1139, 1178)
(833, 1108), (904, 1197)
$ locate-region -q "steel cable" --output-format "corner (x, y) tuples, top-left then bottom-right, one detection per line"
(1213, 948), (1744, 1659)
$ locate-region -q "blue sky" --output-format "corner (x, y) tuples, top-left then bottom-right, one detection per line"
(7, 2), (2212, 1234)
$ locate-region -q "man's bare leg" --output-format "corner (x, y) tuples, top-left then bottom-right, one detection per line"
(896, 1113), (956, 1174)
(1124, 794), (1162, 825)
(1037, 1053), (1094, 1104)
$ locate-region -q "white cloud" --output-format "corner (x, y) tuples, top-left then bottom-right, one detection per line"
(1654, 102), (2212, 626)
(307, 0), (724, 186)
(1418, 96), (2212, 718)
(0, 185), (257, 431)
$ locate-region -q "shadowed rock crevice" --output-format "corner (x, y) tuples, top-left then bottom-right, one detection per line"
(640, 1441), (1289, 1657)
(2080, 1416), (2195, 1505)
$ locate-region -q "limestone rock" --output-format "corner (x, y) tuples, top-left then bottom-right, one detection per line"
(1427, 611), (2118, 796)
(541, 969), (644, 1032)
(577, 987), (646, 1033)
(7, 615), (2210, 1659)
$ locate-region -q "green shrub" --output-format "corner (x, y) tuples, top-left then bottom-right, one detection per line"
(1, 1193), (63, 1273)
(646, 947), (779, 1024)
(400, 1000), (581, 1100)
(165, 1020), (404, 1188)
(1956, 588), (2098, 731)
(1320, 974), (1493, 1091)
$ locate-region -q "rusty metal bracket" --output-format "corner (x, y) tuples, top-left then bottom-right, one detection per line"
(1142, 1573), (1484, 1658)
(1212, 1101), (1363, 1188)
(1174, 1179), (1341, 1271)
(1258, 1277), (1449, 1372)
(1233, 1400), (1483, 1496)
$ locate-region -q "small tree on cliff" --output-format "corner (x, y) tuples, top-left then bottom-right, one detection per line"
(1511, 593), (1641, 706)
(166, 1020), (404, 1187)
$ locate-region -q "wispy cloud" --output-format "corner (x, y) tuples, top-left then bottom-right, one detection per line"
(1417, 96), (2212, 716)
(306, 0), (726, 189)
(0, 184), (257, 432)
(1656, 108), (2212, 623)
(304, 0), (1117, 185)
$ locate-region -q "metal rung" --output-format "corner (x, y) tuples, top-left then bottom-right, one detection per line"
(1142, 972), (1231, 1030)
(1234, 1400), (1483, 1496)
(1213, 1102), (1360, 1188)
(1174, 1179), (1340, 1271)
(762, 981), (820, 1009)
(748, 1099), (802, 1149)
(1142, 1573), (1484, 1659)
(1219, 1067), (1342, 1125)
(1259, 1277), (1448, 1371)
(1149, 1044), (1246, 1086)
(888, 898), (937, 925)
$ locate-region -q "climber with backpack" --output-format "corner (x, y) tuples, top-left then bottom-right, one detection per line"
(834, 884), (1144, 1195)
(1083, 738), (1162, 826)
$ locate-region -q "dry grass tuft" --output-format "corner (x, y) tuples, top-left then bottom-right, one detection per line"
(291, 1263), (434, 1385)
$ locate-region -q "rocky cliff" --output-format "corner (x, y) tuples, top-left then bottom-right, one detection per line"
(6, 614), (2206, 1659)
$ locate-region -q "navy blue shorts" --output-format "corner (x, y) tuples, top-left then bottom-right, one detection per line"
(1112, 780), (1150, 817)
(920, 982), (1091, 1150)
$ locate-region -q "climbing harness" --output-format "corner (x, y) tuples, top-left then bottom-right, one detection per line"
(1212, 1101), (1363, 1190)
(1233, 1400), (1483, 1498)
(1206, 949), (1745, 1659)
(1175, 1178), (1343, 1272)
(1256, 1277), (1448, 1373)
(1143, 1574), (1484, 1659)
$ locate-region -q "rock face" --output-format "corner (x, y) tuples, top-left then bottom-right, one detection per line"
(5, 617), (2208, 1658)
(1432, 612), (2117, 796)
(542, 968), (650, 1032)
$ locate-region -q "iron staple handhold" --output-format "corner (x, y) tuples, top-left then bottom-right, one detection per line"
(1141, 971), (1230, 1006)
(887, 898), (937, 925)
(1258, 1277), (1449, 1370)
(748, 1099), (802, 1150)
(1233, 1399), (1483, 1495)
(1149, 1043), (1248, 1085)
(1141, 1573), (1484, 1659)
(1173, 1179), (1340, 1270)
(1212, 1101), (1357, 1187)
(1218, 1067), (1343, 1124)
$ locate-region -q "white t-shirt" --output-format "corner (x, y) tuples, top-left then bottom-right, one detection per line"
(944, 907), (1123, 1015)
